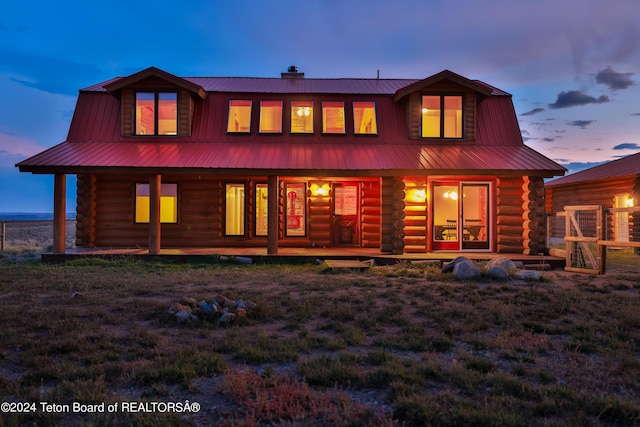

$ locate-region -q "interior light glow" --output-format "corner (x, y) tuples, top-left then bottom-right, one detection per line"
(443, 191), (458, 200)
(421, 108), (428, 114)
(628, 198), (635, 207)
(310, 182), (330, 197)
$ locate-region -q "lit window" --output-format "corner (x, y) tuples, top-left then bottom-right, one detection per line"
(227, 100), (252, 133)
(135, 92), (177, 135)
(255, 184), (269, 236)
(322, 102), (345, 134)
(135, 183), (178, 223)
(291, 101), (313, 133)
(353, 101), (377, 134)
(259, 101), (283, 133)
(225, 183), (245, 236)
(285, 183), (306, 236)
(421, 95), (463, 138)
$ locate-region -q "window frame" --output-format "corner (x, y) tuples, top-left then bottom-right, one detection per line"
(352, 101), (378, 135)
(224, 182), (246, 236)
(322, 101), (346, 135)
(134, 182), (178, 224)
(227, 100), (253, 134)
(255, 183), (269, 237)
(291, 101), (314, 134)
(134, 91), (178, 136)
(259, 100), (283, 134)
(420, 94), (464, 139)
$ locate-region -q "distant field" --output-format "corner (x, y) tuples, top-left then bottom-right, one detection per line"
(0, 220), (76, 255)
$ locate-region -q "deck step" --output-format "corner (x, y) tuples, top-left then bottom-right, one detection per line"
(324, 259), (372, 271)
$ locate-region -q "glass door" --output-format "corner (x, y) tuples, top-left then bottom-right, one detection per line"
(432, 181), (490, 251)
(461, 183), (490, 250)
(332, 182), (360, 246)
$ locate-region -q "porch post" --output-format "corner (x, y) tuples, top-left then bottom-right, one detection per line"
(53, 173), (66, 254)
(148, 174), (161, 255)
(267, 175), (279, 255)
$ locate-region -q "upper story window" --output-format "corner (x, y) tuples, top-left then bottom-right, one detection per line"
(259, 101), (283, 133)
(353, 101), (377, 135)
(322, 101), (345, 134)
(135, 92), (177, 135)
(421, 95), (463, 138)
(227, 100), (252, 133)
(291, 101), (313, 133)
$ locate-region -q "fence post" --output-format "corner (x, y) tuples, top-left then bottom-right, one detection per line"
(1, 221), (5, 252)
(601, 208), (608, 274)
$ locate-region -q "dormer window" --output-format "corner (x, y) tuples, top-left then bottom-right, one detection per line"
(259, 101), (283, 133)
(353, 101), (377, 135)
(227, 100), (252, 133)
(421, 95), (463, 138)
(322, 101), (345, 134)
(135, 92), (177, 135)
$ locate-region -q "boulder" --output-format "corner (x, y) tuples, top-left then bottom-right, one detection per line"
(486, 257), (517, 273)
(453, 260), (482, 280)
(442, 256), (472, 273)
(487, 265), (510, 280)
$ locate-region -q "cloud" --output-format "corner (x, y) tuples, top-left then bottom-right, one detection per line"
(521, 107), (545, 116)
(613, 143), (640, 150)
(567, 120), (595, 129)
(549, 91), (610, 109)
(595, 66), (635, 90)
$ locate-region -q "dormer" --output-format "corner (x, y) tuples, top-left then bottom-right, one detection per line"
(394, 70), (495, 141)
(104, 67), (206, 137)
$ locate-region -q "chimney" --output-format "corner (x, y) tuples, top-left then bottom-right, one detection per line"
(281, 65), (304, 79)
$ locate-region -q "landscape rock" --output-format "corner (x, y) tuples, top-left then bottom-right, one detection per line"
(486, 257), (517, 273)
(442, 256), (472, 273)
(514, 270), (542, 281)
(169, 294), (256, 325)
(486, 265), (510, 280)
(453, 260), (482, 280)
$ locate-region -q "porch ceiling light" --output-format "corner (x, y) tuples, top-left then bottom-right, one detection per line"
(407, 188), (426, 203)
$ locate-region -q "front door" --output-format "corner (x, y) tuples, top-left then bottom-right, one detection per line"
(332, 182), (360, 246)
(432, 181), (490, 250)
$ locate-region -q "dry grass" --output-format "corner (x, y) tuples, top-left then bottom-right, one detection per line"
(0, 257), (639, 426)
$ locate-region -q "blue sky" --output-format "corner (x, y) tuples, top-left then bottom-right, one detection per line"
(1, 0), (639, 212)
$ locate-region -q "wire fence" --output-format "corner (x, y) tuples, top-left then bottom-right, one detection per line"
(546, 207), (640, 274)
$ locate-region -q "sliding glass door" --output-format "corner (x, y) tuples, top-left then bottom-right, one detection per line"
(432, 181), (490, 250)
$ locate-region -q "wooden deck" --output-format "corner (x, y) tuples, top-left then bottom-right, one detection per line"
(42, 247), (565, 268)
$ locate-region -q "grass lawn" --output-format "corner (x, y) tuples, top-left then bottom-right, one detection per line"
(0, 258), (639, 426)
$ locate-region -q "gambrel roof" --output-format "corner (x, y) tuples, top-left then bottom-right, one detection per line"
(17, 67), (565, 177)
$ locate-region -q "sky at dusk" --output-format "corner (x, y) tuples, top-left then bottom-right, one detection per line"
(1, 0), (639, 212)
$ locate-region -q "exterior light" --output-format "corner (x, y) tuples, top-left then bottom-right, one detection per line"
(407, 188), (426, 203)
(310, 182), (330, 196)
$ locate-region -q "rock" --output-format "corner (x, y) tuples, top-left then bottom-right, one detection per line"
(487, 265), (510, 280)
(514, 270), (542, 281)
(216, 295), (228, 305)
(453, 260), (482, 280)
(236, 308), (247, 318)
(486, 257), (517, 273)
(219, 312), (236, 324)
(180, 296), (198, 307)
(175, 310), (194, 322)
(442, 256), (471, 273)
(245, 301), (257, 310)
(197, 301), (217, 316)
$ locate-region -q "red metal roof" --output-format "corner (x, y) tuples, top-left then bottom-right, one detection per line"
(546, 152), (640, 187)
(18, 68), (565, 177)
(18, 141), (563, 176)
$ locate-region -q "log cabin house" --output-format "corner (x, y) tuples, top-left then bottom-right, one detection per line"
(545, 152), (640, 243)
(17, 66), (565, 255)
